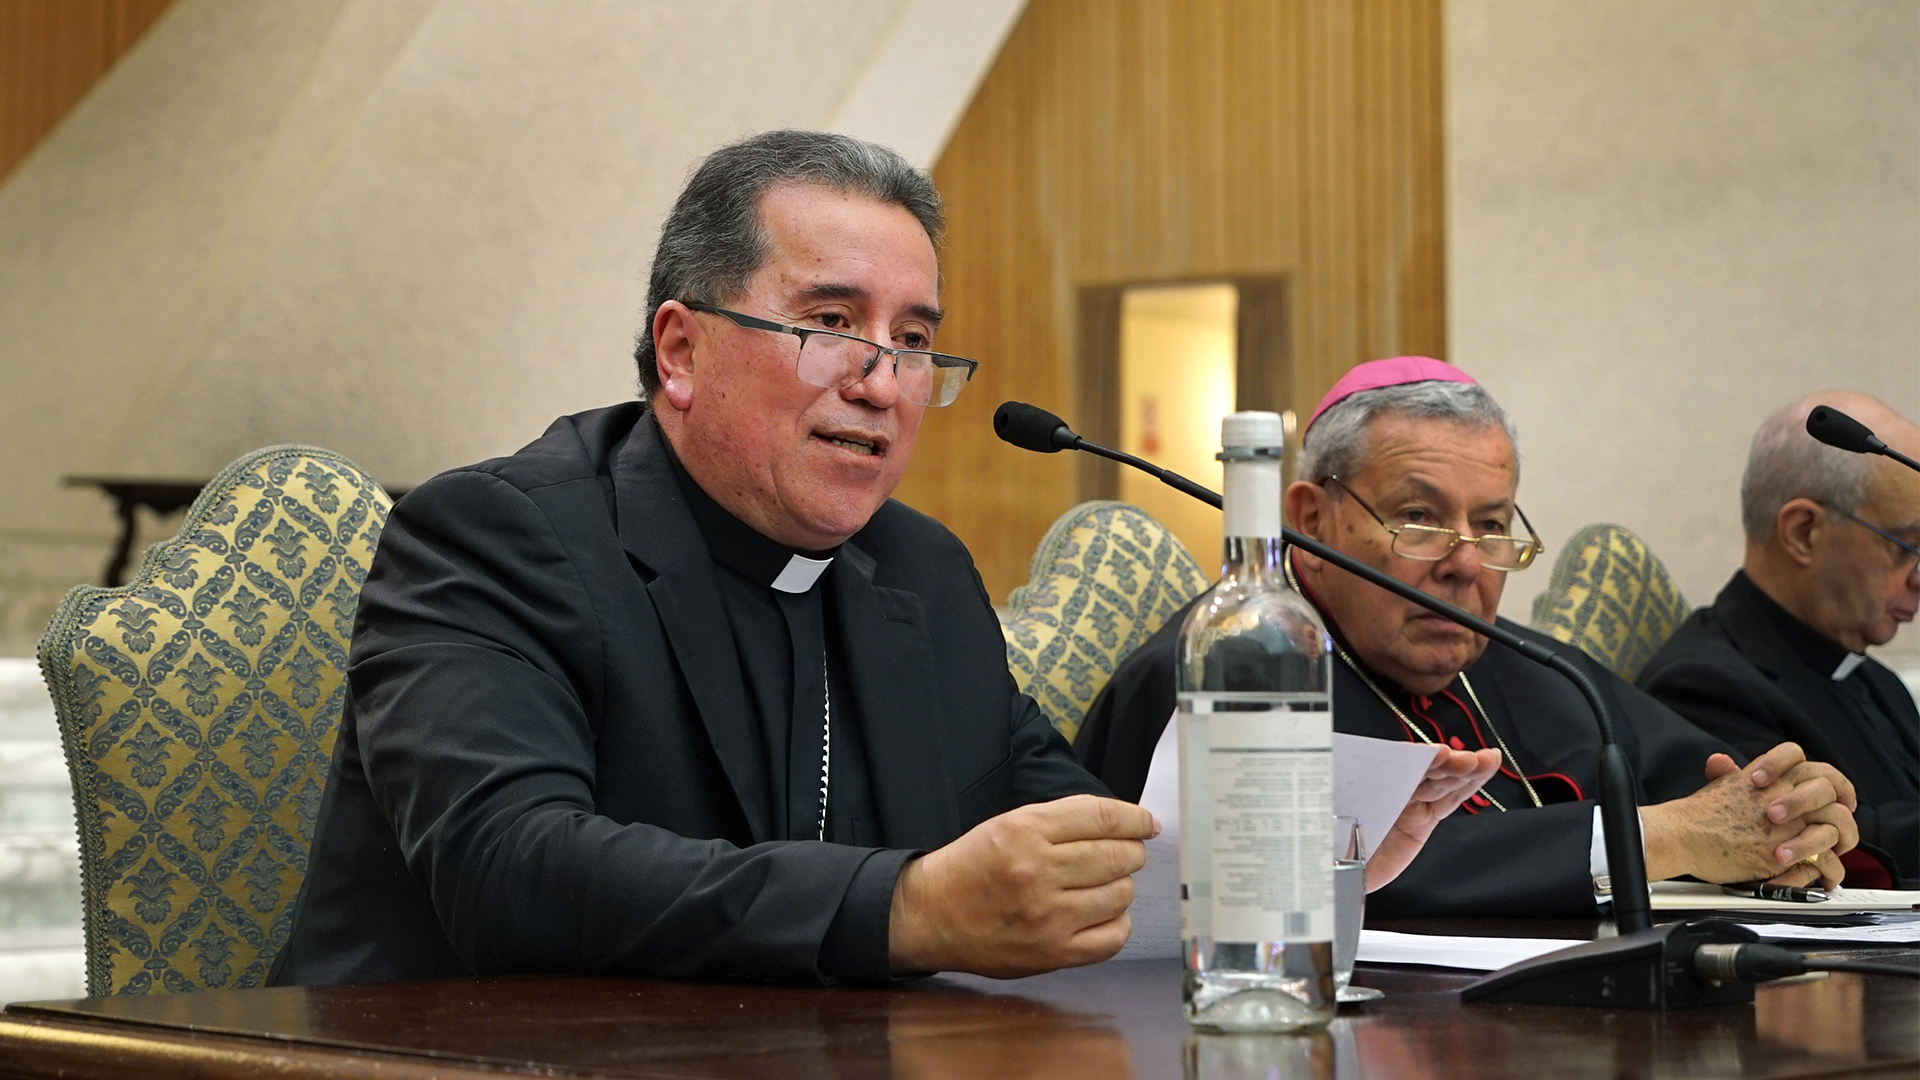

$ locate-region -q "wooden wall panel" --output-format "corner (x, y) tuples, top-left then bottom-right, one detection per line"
(898, 0), (1445, 602)
(1074, 286), (1123, 502)
(1, 0), (180, 183)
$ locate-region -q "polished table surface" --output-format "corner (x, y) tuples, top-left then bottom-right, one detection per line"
(0, 919), (1912, 1079)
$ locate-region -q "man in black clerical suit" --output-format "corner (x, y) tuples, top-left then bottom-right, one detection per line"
(1076, 358), (1862, 918)
(274, 133), (1496, 986)
(1639, 392), (1920, 887)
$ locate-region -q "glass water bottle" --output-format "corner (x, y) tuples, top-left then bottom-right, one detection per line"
(1177, 411), (1336, 1031)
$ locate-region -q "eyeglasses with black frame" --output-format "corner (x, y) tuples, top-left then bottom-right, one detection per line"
(1322, 475), (1544, 571)
(683, 302), (977, 408)
(1821, 502), (1920, 581)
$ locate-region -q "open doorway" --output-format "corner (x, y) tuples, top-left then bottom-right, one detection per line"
(1074, 275), (1292, 570)
(1117, 283), (1237, 565)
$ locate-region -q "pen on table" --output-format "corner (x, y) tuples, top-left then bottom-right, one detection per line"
(1722, 881), (1830, 903)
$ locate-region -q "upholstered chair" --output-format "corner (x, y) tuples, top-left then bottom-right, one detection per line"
(37, 446), (391, 995)
(1002, 501), (1212, 744)
(1529, 523), (1690, 682)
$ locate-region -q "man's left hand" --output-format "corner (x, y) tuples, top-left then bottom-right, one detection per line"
(1365, 746), (1502, 891)
(1704, 743), (1860, 889)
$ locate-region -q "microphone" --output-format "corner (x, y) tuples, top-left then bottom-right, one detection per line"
(993, 401), (1226, 509)
(996, 402), (1763, 1009)
(1806, 405), (1879, 454)
(992, 401), (1079, 453)
(1807, 405), (1920, 474)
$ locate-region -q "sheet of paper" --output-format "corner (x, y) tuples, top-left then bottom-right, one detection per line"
(1114, 718), (1443, 961)
(1355, 929), (1582, 971)
(1740, 921), (1920, 944)
(1650, 881), (1920, 913)
(1331, 732), (1439, 859)
(1112, 830), (1183, 961)
(1114, 712), (1183, 960)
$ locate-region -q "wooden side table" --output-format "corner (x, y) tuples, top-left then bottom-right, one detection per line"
(62, 478), (207, 587)
(63, 476), (407, 586)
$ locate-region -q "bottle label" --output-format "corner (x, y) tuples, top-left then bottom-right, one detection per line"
(1178, 692), (1334, 944)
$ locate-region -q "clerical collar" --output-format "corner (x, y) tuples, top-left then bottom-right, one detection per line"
(1728, 571), (1860, 681)
(1832, 652), (1867, 681)
(663, 442), (837, 593)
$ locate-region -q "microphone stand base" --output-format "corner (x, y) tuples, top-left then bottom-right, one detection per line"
(1460, 919), (1758, 1009)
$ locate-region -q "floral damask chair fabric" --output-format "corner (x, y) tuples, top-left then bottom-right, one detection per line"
(37, 446), (391, 996)
(1002, 501), (1212, 744)
(1529, 522), (1690, 683)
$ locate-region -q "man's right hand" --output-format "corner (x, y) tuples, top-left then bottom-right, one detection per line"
(1641, 742), (1858, 885)
(887, 794), (1159, 979)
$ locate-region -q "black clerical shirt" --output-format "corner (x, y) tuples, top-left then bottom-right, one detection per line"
(665, 447), (895, 976)
(1076, 551), (1729, 916)
(667, 450), (885, 846)
(1351, 672), (1585, 815)
(1640, 571), (1920, 885)
(1738, 575), (1920, 793)
(274, 404), (1099, 988)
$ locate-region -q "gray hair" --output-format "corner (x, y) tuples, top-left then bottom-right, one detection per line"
(632, 130), (944, 398)
(1740, 400), (1872, 542)
(1299, 380), (1519, 483)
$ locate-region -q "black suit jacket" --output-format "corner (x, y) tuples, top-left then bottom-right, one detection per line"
(1638, 572), (1920, 886)
(1077, 594), (1730, 917)
(273, 404), (1102, 985)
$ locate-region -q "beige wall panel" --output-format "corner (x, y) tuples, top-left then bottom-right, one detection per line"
(906, 0), (1446, 602)
(0, 0), (181, 182)
(1448, 0), (1920, 666)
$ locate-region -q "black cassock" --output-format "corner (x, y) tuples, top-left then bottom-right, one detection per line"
(670, 444), (885, 852)
(1639, 571), (1919, 887)
(1077, 574), (1731, 918)
(274, 405), (1100, 987)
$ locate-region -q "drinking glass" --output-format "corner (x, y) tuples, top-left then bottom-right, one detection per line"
(1333, 815), (1366, 996)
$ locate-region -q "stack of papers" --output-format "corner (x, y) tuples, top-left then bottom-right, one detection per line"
(1356, 918), (1920, 972)
(1738, 921), (1920, 945)
(1650, 881), (1920, 913)
(1356, 930), (1580, 970)
(1107, 718), (1920, 970)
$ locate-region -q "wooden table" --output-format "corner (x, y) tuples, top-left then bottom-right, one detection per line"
(62, 478), (210, 587)
(0, 919), (1911, 1078)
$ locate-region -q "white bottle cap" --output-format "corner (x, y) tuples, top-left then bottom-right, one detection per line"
(1222, 411), (1285, 451)
(1220, 411), (1284, 538)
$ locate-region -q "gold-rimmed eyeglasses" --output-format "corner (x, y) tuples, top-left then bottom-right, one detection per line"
(684, 302), (977, 408)
(1323, 475), (1544, 571)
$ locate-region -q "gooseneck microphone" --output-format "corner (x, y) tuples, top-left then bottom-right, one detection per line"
(1807, 404), (1920, 474)
(992, 401), (1080, 453)
(994, 400), (1650, 930)
(995, 402), (1225, 507)
(993, 401), (1772, 1008)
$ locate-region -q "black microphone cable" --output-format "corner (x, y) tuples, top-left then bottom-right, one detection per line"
(1694, 942), (1920, 983)
(991, 399), (1658, 934)
(993, 399), (1920, 1001)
